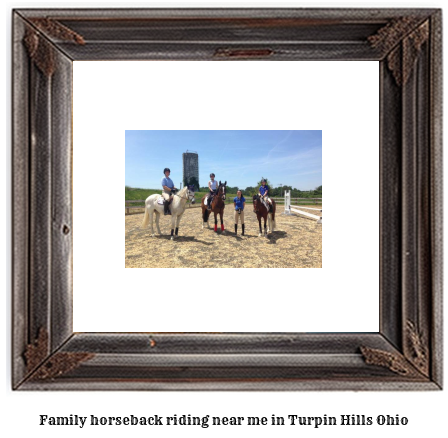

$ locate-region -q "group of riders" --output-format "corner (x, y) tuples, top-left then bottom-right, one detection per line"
(160, 167), (273, 236)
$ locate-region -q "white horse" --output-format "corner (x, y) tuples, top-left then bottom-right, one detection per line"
(142, 186), (195, 240)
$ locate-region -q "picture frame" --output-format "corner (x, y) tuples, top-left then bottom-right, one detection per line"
(12, 8), (442, 390)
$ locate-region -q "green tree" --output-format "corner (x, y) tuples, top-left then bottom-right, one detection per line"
(244, 186), (258, 197)
(271, 186), (281, 197)
(225, 185), (234, 193)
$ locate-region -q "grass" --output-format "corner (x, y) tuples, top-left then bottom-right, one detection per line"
(125, 187), (240, 205)
(125, 187), (162, 201)
(125, 188), (322, 213)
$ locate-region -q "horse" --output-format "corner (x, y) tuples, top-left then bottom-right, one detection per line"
(253, 194), (276, 237)
(201, 181), (227, 233)
(142, 185), (195, 240)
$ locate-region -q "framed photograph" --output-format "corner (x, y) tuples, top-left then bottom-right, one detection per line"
(123, 129), (323, 269)
(12, 8), (442, 390)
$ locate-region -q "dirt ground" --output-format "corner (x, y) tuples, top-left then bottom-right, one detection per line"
(125, 204), (322, 268)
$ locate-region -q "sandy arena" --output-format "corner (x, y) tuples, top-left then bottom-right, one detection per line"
(125, 204), (322, 268)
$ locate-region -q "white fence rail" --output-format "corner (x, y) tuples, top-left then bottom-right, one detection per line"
(284, 190), (322, 223)
(270, 197), (322, 204)
(290, 205), (322, 212)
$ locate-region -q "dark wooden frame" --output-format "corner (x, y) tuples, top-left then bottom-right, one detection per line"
(12, 8), (442, 390)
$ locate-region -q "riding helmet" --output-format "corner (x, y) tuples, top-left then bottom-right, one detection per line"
(210, 173), (215, 177)
(163, 168), (170, 174)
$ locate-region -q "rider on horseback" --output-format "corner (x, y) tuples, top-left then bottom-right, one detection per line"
(161, 168), (176, 215)
(259, 178), (273, 212)
(207, 173), (218, 210)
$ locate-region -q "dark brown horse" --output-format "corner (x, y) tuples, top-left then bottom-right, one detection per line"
(253, 195), (276, 237)
(201, 181), (227, 233)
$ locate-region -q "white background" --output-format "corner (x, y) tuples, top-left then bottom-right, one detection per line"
(73, 60), (379, 332)
(3, 1), (446, 438)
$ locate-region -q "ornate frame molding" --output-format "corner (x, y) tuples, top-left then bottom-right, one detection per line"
(12, 8), (442, 390)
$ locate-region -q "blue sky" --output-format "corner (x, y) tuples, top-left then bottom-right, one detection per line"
(125, 130), (322, 190)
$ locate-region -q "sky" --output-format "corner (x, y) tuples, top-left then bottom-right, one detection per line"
(125, 130), (322, 191)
